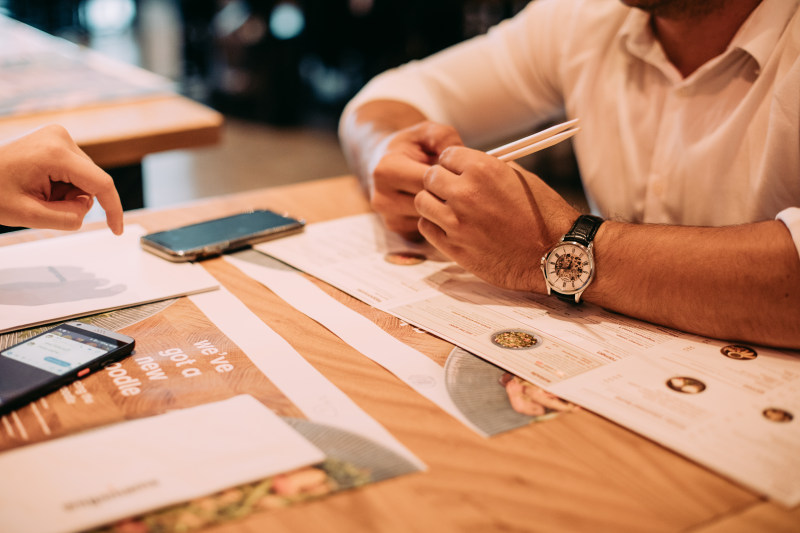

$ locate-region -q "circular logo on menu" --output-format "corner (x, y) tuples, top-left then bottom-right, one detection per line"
(384, 251), (427, 266)
(720, 344), (758, 360)
(666, 376), (706, 394)
(490, 329), (541, 350)
(762, 407), (793, 423)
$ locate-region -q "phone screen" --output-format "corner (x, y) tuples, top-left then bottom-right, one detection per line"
(0, 322), (134, 413)
(3, 326), (117, 375)
(141, 210), (304, 261)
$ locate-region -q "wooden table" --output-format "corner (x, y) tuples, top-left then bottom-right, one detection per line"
(0, 15), (224, 211)
(1, 176), (798, 532)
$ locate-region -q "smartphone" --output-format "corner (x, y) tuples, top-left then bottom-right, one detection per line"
(0, 321), (135, 416)
(140, 209), (305, 262)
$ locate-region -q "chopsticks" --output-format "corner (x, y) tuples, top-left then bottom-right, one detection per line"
(486, 118), (580, 162)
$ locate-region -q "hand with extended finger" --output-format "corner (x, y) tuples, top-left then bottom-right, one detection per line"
(415, 146), (578, 292)
(0, 125), (123, 234)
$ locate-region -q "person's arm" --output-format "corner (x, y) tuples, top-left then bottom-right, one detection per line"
(0, 125), (123, 235)
(338, 2), (569, 238)
(588, 219), (800, 348)
(416, 146), (800, 349)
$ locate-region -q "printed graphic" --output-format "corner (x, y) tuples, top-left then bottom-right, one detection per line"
(720, 344), (758, 360)
(444, 347), (576, 436)
(0, 296), (419, 531)
(762, 408), (793, 423)
(666, 376), (707, 394)
(490, 329), (541, 350)
(384, 251), (427, 266)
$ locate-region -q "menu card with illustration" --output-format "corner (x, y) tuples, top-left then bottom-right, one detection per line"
(0, 288), (421, 532)
(255, 213), (800, 507)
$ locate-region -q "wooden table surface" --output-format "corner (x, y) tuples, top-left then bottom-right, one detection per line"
(0, 93), (223, 169)
(1, 176), (798, 533)
(0, 15), (223, 168)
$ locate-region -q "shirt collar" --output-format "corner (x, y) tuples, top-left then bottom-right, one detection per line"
(617, 0), (799, 78)
(734, 0), (799, 71)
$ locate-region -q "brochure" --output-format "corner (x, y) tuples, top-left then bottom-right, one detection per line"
(0, 288), (421, 532)
(255, 213), (800, 507)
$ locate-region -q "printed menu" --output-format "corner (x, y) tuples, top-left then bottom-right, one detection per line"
(0, 288), (421, 532)
(256, 213), (800, 507)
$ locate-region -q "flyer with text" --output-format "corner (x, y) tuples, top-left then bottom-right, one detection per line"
(0, 288), (421, 532)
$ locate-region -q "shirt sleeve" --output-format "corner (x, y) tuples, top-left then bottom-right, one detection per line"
(340, 0), (575, 148)
(776, 207), (800, 260)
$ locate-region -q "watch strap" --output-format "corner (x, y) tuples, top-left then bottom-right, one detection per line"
(563, 214), (604, 246)
(554, 291), (578, 304)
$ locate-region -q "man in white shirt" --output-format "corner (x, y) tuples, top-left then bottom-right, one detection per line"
(339, 0), (800, 349)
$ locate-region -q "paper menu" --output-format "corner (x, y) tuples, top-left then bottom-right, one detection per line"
(0, 395), (325, 533)
(0, 286), (422, 531)
(255, 213), (800, 506)
(0, 225), (218, 333)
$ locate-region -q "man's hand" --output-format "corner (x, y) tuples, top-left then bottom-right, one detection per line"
(367, 121), (463, 239)
(0, 125), (123, 234)
(340, 100), (463, 240)
(415, 145), (579, 292)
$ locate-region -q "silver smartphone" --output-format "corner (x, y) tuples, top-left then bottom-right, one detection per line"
(139, 209), (305, 262)
(0, 321), (135, 416)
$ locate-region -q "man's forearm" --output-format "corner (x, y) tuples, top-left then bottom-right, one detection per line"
(587, 220), (800, 348)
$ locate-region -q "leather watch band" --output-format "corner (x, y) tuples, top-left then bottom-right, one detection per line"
(563, 214), (604, 247)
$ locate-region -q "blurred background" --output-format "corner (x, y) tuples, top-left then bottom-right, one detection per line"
(0, 0), (583, 210)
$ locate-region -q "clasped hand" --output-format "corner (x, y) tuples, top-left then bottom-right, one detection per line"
(368, 122), (579, 292)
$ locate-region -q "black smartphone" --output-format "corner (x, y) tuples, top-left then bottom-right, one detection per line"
(140, 209), (305, 262)
(0, 321), (135, 416)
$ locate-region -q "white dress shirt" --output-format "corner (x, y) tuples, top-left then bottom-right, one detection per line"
(342, 0), (800, 256)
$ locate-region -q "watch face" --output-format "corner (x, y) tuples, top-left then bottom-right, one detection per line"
(541, 241), (594, 295)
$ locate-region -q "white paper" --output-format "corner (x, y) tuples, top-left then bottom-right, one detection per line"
(0, 395), (325, 533)
(256, 213), (800, 507)
(0, 225), (218, 333)
(225, 251), (484, 435)
(188, 288), (424, 469)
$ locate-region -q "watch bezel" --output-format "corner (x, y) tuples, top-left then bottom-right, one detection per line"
(539, 240), (596, 300)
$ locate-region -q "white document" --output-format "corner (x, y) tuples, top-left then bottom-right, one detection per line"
(189, 288), (425, 468)
(0, 225), (218, 333)
(0, 395), (325, 533)
(226, 251), (484, 435)
(256, 213), (800, 507)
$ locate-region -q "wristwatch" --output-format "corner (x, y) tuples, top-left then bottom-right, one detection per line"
(539, 214), (604, 304)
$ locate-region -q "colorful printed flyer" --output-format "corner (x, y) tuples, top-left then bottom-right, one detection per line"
(0, 288), (421, 532)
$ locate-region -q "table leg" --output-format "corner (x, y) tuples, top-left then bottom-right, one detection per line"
(107, 162), (145, 211)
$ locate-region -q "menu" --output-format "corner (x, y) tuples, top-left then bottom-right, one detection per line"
(256, 213), (800, 507)
(0, 288), (421, 532)
(228, 250), (578, 437)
